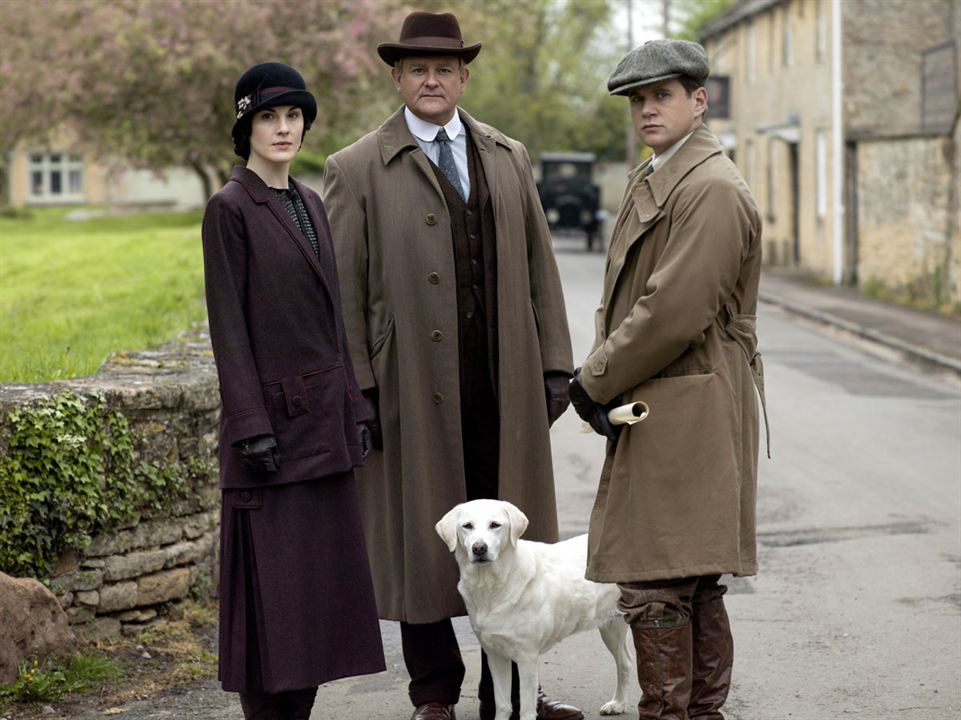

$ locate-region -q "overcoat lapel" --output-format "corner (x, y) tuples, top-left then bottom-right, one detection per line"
(230, 168), (333, 294)
(463, 112), (498, 204)
(601, 126), (724, 326)
(377, 107), (446, 201)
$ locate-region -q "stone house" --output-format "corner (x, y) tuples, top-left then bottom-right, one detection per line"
(699, 0), (960, 306)
(3, 129), (206, 210)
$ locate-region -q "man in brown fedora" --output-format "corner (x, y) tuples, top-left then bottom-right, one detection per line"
(323, 10), (580, 720)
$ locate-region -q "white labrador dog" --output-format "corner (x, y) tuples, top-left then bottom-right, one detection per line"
(436, 499), (634, 720)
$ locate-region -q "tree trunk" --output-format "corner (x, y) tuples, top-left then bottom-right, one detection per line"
(190, 162), (213, 203)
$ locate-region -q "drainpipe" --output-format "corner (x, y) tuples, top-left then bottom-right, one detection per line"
(831, 0), (845, 284)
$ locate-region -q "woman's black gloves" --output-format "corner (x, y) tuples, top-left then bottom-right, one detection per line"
(238, 434), (280, 473)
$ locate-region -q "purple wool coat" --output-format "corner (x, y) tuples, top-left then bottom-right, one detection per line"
(202, 167), (372, 487)
(202, 167), (384, 692)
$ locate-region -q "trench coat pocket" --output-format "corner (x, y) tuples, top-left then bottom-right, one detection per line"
(369, 316), (395, 360)
(262, 364), (348, 461)
(587, 371), (743, 580)
(623, 371), (739, 489)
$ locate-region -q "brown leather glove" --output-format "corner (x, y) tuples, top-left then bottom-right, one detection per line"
(544, 371), (572, 427)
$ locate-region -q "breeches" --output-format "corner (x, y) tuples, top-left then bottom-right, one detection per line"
(617, 575), (727, 626)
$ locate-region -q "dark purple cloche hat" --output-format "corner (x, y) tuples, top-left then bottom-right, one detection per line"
(231, 62), (317, 138)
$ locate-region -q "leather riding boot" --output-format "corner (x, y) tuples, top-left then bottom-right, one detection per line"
(631, 621), (693, 719)
(688, 597), (733, 719)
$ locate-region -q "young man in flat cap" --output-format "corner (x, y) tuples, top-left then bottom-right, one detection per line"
(569, 39), (767, 719)
(323, 11), (579, 720)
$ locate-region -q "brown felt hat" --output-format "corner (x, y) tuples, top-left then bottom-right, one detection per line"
(377, 11), (482, 66)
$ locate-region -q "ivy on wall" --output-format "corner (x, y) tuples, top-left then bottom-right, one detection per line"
(0, 391), (209, 579)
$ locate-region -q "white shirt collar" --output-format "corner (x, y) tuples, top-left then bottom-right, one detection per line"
(404, 106), (464, 143)
(651, 129), (696, 173)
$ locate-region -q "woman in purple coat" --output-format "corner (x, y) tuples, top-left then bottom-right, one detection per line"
(201, 62), (385, 720)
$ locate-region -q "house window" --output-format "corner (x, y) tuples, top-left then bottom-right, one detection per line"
(747, 19), (756, 83)
(766, 139), (777, 224)
(816, 129), (827, 221)
(816, 0), (826, 62)
(27, 153), (85, 202)
(783, 3), (793, 66)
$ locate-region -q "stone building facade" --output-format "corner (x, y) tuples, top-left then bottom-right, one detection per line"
(700, 0), (960, 306)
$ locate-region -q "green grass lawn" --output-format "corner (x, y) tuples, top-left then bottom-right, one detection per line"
(0, 208), (207, 382)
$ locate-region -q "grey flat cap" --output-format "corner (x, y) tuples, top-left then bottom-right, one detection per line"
(607, 39), (709, 96)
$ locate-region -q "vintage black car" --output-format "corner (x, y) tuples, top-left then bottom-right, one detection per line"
(536, 152), (602, 251)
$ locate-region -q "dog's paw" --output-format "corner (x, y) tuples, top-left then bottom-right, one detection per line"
(599, 699), (626, 715)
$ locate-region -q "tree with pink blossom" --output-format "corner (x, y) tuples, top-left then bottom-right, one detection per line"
(0, 0), (400, 200)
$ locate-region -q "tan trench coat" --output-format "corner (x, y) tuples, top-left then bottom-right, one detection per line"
(323, 107), (573, 622)
(579, 125), (766, 584)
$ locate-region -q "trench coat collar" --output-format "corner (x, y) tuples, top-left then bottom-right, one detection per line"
(378, 105), (512, 164)
(602, 125), (726, 325)
(228, 166), (333, 291)
(378, 105), (512, 202)
(631, 124), (723, 218)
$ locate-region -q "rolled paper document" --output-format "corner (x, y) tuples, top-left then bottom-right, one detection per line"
(607, 401), (650, 425)
(580, 401), (650, 433)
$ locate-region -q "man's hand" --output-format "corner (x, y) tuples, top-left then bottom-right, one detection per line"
(238, 434), (280, 473)
(569, 371), (621, 444)
(544, 371), (572, 427)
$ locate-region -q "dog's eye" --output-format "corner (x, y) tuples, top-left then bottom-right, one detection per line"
(489, 521), (502, 529)
(462, 522), (474, 530)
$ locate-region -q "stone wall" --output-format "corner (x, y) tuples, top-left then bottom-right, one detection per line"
(856, 129), (960, 306)
(0, 325), (221, 639)
(843, 0), (959, 138)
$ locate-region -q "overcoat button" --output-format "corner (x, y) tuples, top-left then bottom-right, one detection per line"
(240, 491), (252, 502)
(292, 396), (303, 407)
(432, 392), (445, 404)
(431, 330), (443, 342)
(425, 213), (437, 226)
(428, 272), (440, 284)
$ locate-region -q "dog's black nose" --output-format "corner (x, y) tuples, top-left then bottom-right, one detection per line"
(472, 541), (487, 557)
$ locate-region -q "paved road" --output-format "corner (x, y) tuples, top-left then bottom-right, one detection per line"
(62, 237), (961, 719)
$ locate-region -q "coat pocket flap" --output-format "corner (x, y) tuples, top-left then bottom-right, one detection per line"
(281, 376), (310, 417)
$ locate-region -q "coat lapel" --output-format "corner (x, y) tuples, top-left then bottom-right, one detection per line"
(230, 167), (333, 293)
(461, 108), (510, 212)
(378, 106), (445, 200)
(601, 126), (725, 326)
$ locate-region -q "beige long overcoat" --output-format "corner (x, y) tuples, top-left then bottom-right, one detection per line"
(579, 125), (766, 583)
(323, 107), (573, 622)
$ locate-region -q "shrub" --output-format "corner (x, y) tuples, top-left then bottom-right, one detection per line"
(0, 391), (207, 579)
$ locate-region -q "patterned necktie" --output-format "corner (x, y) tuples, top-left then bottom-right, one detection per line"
(639, 161), (655, 180)
(435, 128), (466, 201)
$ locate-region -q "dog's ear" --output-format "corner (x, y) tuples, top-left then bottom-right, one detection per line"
(435, 505), (461, 553)
(503, 502), (529, 546)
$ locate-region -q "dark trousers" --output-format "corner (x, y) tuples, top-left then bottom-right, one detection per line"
(402, 319), (506, 707)
(401, 619), (522, 707)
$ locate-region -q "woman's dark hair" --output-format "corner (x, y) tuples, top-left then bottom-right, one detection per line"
(232, 111), (312, 161)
